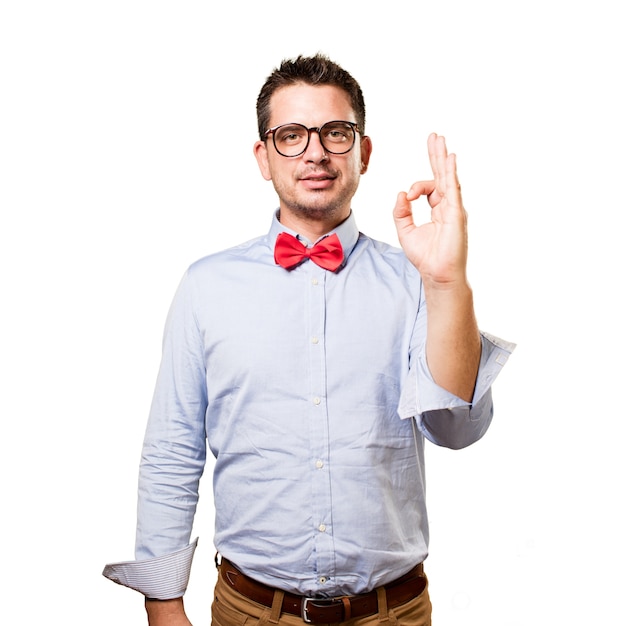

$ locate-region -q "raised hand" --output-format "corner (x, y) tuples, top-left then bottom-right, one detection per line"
(392, 133), (468, 289)
(393, 133), (480, 401)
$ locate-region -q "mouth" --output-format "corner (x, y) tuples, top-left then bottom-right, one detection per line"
(299, 171), (337, 190)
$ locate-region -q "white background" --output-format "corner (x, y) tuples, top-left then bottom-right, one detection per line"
(1, 1), (624, 624)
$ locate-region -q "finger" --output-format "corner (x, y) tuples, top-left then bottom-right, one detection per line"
(393, 191), (413, 221)
(436, 136), (449, 196)
(405, 180), (436, 202)
(392, 191), (418, 239)
(428, 133), (448, 195)
(444, 153), (463, 208)
(427, 133), (438, 184)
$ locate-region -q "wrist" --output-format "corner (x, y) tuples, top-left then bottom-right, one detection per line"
(145, 597), (188, 623)
(422, 272), (471, 293)
(422, 279), (474, 312)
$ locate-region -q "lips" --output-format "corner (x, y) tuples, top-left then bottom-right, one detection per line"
(299, 170), (337, 189)
(300, 171), (336, 180)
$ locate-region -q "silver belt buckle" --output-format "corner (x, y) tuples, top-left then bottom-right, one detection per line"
(301, 597), (316, 624)
(301, 597), (340, 624)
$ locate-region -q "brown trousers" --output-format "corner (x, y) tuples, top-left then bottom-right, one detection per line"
(211, 569), (432, 626)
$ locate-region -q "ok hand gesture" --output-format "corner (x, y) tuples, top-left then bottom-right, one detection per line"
(393, 133), (469, 289)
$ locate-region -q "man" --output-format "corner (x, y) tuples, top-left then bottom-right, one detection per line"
(104, 54), (514, 625)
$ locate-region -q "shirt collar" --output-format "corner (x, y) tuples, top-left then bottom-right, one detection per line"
(268, 210), (360, 266)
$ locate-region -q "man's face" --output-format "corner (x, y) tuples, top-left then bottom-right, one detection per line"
(254, 83), (372, 228)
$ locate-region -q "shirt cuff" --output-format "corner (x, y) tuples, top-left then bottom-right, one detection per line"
(102, 538), (198, 600)
(398, 331), (516, 418)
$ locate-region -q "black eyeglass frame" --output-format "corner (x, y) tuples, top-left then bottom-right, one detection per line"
(264, 120), (362, 158)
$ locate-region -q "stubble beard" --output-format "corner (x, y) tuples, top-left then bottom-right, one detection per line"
(275, 172), (360, 226)
(284, 193), (347, 223)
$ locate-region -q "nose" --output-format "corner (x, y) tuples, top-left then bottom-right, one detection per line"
(303, 130), (328, 162)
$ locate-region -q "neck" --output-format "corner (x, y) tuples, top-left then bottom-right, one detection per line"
(278, 207), (350, 242)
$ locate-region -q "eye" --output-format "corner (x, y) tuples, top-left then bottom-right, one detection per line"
(322, 123), (352, 143)
(275, 125), (307, 145)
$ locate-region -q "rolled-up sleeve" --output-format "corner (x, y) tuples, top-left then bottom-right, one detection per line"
(102, 539), (198, 599)
(398, 331), (516, 449)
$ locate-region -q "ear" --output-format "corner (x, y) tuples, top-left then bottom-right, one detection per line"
(359, 135), (373, 174)
(253, 140), (272, 181)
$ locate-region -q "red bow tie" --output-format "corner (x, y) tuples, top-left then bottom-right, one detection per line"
(274, 232), (344, 271)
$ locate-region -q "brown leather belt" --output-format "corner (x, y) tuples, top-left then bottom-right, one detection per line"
(219, 558), (426, 624)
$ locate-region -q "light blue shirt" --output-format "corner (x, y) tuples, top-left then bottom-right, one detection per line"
(103, 211), (514, 600)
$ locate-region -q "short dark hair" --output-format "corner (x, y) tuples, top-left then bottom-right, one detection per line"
(256, 53), (366, 140)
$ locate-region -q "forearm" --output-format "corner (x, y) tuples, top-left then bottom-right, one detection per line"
(136, 445), (203, 560)
(145, 597), (192, 626)
(424, 281), (481, 402)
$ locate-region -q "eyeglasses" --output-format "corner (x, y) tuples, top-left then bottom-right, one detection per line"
(264, 121), (361, 158)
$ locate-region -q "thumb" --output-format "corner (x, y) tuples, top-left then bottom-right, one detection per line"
(393, 191), (419, 245)
(393, 191), (415, 228)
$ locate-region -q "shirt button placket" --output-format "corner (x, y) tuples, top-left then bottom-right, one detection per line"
(307, 266), (333, 590)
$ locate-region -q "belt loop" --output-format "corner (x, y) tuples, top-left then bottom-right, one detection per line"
(376, 587), (389, 623)
(268, 589), (285, 624)
(341, 596), (352, 621)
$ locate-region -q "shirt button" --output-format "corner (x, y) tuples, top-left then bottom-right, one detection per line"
(318, 523), (326, 532)
(313, 397), (321, 405)
(315, 460), (324, 469)
(319, 576), (328, 584)
(311, 337), (319, 344)
(311, 278), (319, 285)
